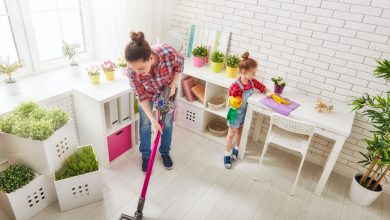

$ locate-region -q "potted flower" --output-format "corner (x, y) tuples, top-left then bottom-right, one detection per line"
(54, 145), (102, 211)
(101, 60), (115, 81)
(0, 57), (23, 96)
(62, 41), (81, 76)
(0, 163), (56, 220)
(116, 57), (127, 76)
(86, 65), (100, 85)
(192, 45), (208, 67)
(226, 54), (240, 78)
(349, 60), (390, 206)
(210, 50), (224, 73)
(0, 102), (76, 175)
(271, 76), (287, 94)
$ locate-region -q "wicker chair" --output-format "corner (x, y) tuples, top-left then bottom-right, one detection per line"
(259, 113), (315, 195)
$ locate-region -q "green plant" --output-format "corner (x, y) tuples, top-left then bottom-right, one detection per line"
(62, 41), (80, 65)
(226, 55), (240, 68)
(55, 145), (99, 181)
(86, 65), (100, 76)
(0, 56), (24, 83)
(271, 76), (287, 87)
(0, 164), (35, 193)
(0, 102), (69, 140)
(116, 57), (127, 68)
(192, 46), (208, 57)
(211, 51), (224, 63)
(350, 59), (390, 191)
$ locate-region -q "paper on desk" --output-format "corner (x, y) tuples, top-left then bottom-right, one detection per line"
(259, 96), (300, 116)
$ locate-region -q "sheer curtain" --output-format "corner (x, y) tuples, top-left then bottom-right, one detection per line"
(90, 0), (172, 60)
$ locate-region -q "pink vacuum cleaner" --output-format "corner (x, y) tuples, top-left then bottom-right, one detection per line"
(119, 87), (176, 220)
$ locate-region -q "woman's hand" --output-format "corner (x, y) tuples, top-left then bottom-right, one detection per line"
(151, 118), (162, 138)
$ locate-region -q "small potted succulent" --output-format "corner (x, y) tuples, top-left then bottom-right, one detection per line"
(226, 54), (240, 78)
(192, 45), (208, 68)
(271, 76), (287, 94)
(210, 50), (224, 73)
(101, 60), (115, 81)
(0, 57), (23, 96)
(62, 41), (81, 76)
(86, 65), (101, 85)
(116, 57), (127, 76)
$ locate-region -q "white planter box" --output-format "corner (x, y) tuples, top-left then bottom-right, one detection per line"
(1, 120), (77, 176)
(0, 175), (57, 220)
(54, 170), (102, 211)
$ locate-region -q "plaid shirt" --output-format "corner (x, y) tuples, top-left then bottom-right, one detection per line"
(127, 44), (184, 102)
(229, 78), (266, 98)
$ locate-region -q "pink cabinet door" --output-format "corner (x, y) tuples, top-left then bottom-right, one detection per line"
(107, 125), (132, 162)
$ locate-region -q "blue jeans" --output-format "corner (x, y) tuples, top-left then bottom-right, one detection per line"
(139, 101), (173, 158)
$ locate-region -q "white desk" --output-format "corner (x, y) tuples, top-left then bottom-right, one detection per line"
(239, 88), (355, 196)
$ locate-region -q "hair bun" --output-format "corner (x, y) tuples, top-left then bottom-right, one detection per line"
(130, 32), (145, 44)
(241, 52), (250, 60)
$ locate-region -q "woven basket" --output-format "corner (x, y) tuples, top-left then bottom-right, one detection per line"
(208, 119), (228, 137)
(207, 96), (225, 110)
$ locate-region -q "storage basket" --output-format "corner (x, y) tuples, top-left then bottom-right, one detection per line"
(208, 96), (225, 110)
(208, 119), (228, 137)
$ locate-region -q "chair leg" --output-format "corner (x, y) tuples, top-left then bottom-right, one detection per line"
(290, 156), (306, 196)
(259, 142), (270, 165)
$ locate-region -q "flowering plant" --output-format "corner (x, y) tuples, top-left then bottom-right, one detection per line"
(86, 65), (100, 76)
(116, 57), (127, 68)
(101, 60), (115, 72)
(271, 76), (286, 87)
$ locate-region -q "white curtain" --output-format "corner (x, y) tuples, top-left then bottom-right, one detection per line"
(90, 0), (173, 60)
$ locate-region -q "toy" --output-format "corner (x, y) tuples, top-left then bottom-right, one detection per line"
(315, 97), (333, 113)
(271, 94), (290, 105)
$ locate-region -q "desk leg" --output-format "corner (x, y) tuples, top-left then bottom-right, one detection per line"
(238, 104), (253, 159)
(314, 136), (346, 196)
(252, 114), (264, 142)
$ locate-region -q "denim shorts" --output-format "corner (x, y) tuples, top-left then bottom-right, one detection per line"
(227, 107), (246, 128)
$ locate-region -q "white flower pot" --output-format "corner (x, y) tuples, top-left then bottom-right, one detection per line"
(1, 120), (77, 176)
(3, 79), (21, 96)
(0, 175), (57, 220)
(69, 64), (81, 77)
(349, 173), (383, 206)
(54, 170), (102, 211)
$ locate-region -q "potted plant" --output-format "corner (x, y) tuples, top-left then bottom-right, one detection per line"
(226, 54), (240, 78)
(116, 57), (128, 76)
(86, 65), (101, 85)
(271, 76), (287, 94)
(62, 41), (81, 76)
(210, 50), (224, 73)
(349, 60), (390, 207)
(0, 57), (23, 96)
(0, 163), (56, 220)
(54, 145), (102, 211)
(192, 45), (208, 68)
(101, 60), (116, 81)
(0, 102), (76, 175)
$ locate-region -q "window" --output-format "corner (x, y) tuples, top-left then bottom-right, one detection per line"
(0, 0), (19, 62)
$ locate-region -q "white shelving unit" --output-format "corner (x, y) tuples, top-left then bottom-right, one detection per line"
(176, 60), (236, 146)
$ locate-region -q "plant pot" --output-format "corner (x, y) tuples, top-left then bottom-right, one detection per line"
(226, 66), (238, 78)
(54, 170), (102, 211)
(349, 173), (383, 206)
(210, 61), (223, 73)
(104, 70), (115, 81)
(69, 64), (80, 77)
(89, 75), (100, 85)
(193, 56), (205, 68)
(274, 84), (285, 94)
(1, 120), (77, 176)
(3, 79), (21, 96)
(0, 175), (57, 220)
(119, 67), (127, 76)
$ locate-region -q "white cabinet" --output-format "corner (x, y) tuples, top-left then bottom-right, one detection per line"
(176, 60), (236, 145)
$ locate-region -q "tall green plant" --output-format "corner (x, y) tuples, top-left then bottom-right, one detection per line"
(350, 59), (390, 191)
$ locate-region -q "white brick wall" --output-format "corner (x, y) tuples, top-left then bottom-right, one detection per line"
(169, 0), (390, 193)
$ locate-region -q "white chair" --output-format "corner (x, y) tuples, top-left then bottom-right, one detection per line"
(259, 113), (315, 195)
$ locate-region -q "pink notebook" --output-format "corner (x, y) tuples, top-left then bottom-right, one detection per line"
(181, 76), (197, 102)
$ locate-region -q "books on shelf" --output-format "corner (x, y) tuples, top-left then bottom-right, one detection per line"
(191, 84), (205, 103)
(181, 76), (197, 102)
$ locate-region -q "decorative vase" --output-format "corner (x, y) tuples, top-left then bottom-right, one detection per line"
(3, 79), (21, 96)
(274, 84), (285, 94)
(193, 56), (205, 67)
(105, 70), (115, 81)
(226, 66), (238, 78)
(210, 61), (223, 73)
(89, 75), (100, 85)
(349, 173), (383, 206)
(69, 64), (80, 77)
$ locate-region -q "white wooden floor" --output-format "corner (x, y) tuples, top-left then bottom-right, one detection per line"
(1, 126), (389, 220)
